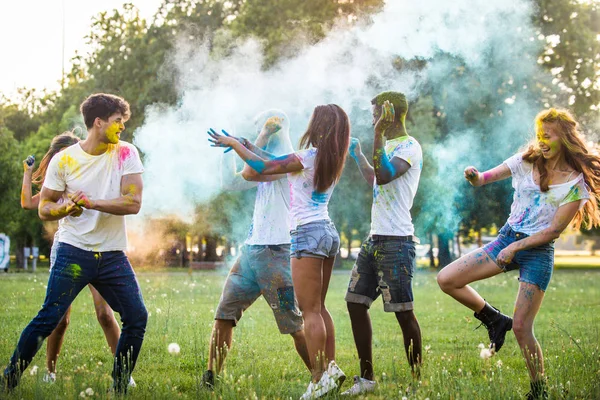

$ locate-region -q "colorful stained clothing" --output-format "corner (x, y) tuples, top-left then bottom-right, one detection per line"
(216, 178), (303, 333)
(346, 135), (422, 312)
(44, 141), (144, 251)
(287, 148), (335, 229)
(4, 140), (146, 392)
(215, 244), (302, 333)
(481, 153), (590, 291)
(370, 136), (422, 236)
(504, 153), (589, 235)
(246, 179), (291, 245)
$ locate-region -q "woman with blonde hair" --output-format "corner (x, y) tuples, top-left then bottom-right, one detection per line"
(209, 104), (351, 399)
(21, 132), (134, 387)
(437, 108), (600, 399)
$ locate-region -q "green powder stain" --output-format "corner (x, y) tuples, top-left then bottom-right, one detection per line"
(68, 263), (82, 279)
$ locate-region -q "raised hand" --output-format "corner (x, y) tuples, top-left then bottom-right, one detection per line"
(262, 116), (283, 137)
(374, 100), (395, 135)
(23, 155), (35, 173)
(464, 166), (480, 186)
(208, 128), (243, 153)
(349, 137), (362, 159)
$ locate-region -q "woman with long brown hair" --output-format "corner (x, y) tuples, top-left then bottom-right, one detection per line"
(437, 108), (600, 399)
(208, 104), (351, 399)
(21, 132), (134, 387)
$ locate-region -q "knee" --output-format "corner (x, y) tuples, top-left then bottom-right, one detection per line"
(125, 305), (148, 332)
(395, 310), (416, 325)
(96, 309), (117, 328)
(55, 314), (70, 333)
(436, 271), (454, 293)
(512, 318), (532, 341)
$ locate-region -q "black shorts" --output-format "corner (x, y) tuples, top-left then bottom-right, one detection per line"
(345, 236), (416, 312)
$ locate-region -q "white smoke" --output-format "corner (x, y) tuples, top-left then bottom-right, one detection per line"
(134, 0), (542, 220)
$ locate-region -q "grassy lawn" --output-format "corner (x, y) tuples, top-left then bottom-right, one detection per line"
(0, 268), (599, 399)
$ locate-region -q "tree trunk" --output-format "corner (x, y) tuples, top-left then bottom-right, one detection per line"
(437, 231), (454, 268)
(456, 231), (462, 258)
(345, 226), (352, 259)
(477, 229), (483, 248)
(428, 232), (436, 268)
(204, 235), (218, 262)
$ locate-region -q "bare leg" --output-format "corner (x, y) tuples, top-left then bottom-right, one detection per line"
(292, 257), (327, 382)
(45, 306), (72, 374)
(513, 282), (545, 381)
(321, 257), (336, 363)
(437, 249), (504, 311)
(208, 319), (234, 374)
(290, 330), (312, 371)
(89, 284), (120, 355)
(395, 310), (422, 376)
(347, 302), (373, 380)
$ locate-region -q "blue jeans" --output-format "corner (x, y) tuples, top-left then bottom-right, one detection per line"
(3, 242), (148, 392)
(483, 224), (555, 291)
(290, 220), (340, 259)
(345, 236), (417, 312)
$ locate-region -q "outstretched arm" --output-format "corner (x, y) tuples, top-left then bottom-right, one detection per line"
(21, 156), (40, 210)
(70, 173), (143, 215)
(209, 130), (303, 175)
(349, 138), (375, 185)
(495, 200), (581, 266)
(464, 163), (511, 187)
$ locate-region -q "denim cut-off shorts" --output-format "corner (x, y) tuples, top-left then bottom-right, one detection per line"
(290, 220), (340, 259)
(483, 224), (555, 291)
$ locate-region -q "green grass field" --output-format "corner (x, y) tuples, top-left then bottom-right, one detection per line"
(1, 268), (599, 399)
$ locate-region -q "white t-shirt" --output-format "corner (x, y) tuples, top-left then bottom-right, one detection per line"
(44, 141), (144, 252)
(287, 148), (335, 228)
(370, 136), (423, 236)
(504, 153), (589, 235)
(245, 178), (292, 245)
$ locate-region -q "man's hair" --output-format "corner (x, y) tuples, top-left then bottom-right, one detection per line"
(80, 93), (130, 129)
(371, 91), (408, 120)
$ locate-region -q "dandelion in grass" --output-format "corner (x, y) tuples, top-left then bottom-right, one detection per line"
(79, 391), (86, 398)
(168, 343), (181, 354)
(496, 359), (503, 368)
(29, 365), (38, 375)
(85, 388), (94, 396)
(156, 308), (162, 314)
(480, 347), (493, 360)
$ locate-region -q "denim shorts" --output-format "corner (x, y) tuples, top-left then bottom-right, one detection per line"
(290, 220), (340, 259)
(345, 236), (417, 312)
(215, 244), (303, 334)
(483, 224), (555, 291)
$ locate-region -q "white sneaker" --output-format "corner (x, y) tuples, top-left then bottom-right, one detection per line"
(327, 360), (346, 388)
(128, 376), (136, 387)
(299, 371), (337, 400)
(341, 375), (376, 396)
(42, 372), (56, 384)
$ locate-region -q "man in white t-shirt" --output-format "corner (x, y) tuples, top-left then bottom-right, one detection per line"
(202, 110), (310, 389)
(342, 92), (423, 395)
(3, 94), (147, 394)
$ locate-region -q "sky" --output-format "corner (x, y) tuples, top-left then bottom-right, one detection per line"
(0, 0), (163, 99)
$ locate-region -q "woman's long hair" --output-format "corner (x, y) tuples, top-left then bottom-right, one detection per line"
(32, 132), (80, 186)
(522, 108), (600, 229)
(298, 104), (350, 193)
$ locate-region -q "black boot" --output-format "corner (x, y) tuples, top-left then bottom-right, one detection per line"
(525, 379), (548, 400)
(201, 370), (214, 390)
(474, 302), (513, 352)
